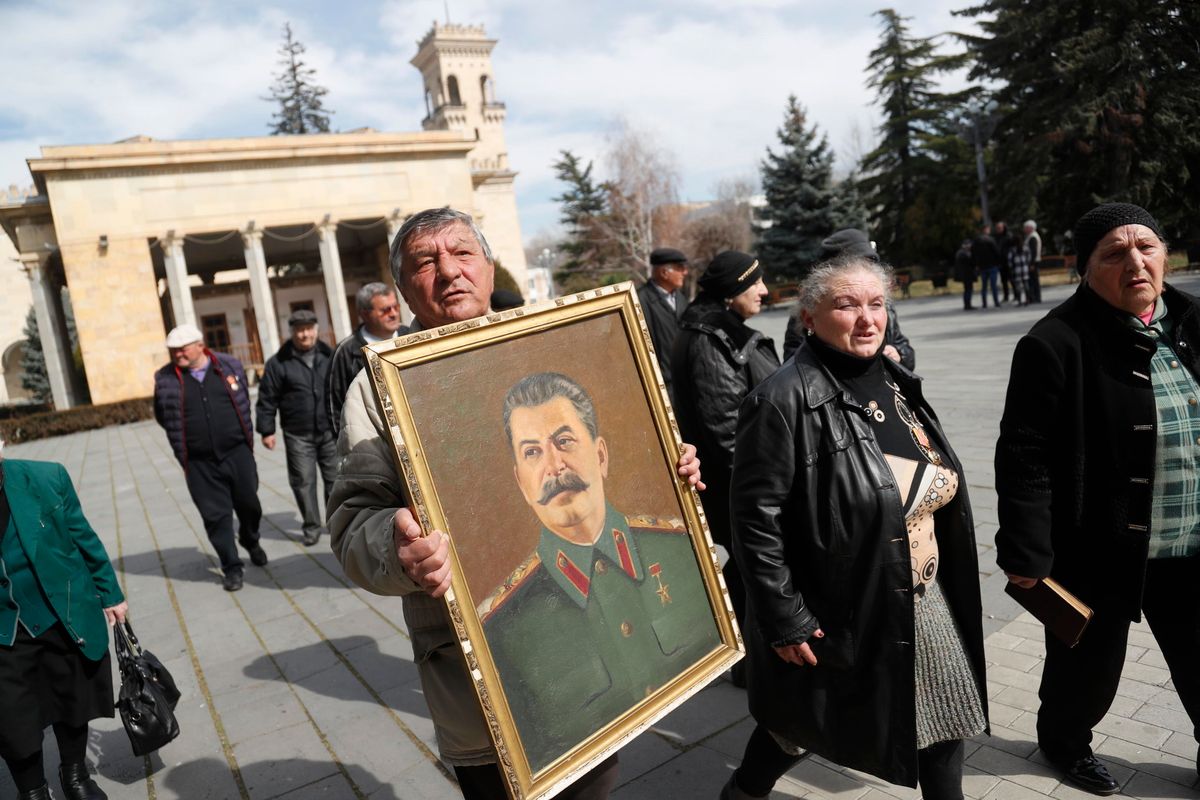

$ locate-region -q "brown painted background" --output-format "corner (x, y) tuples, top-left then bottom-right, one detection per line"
(400, 311), (683, 606)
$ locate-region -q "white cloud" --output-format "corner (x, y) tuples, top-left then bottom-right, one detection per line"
(0, 0), (983, 240)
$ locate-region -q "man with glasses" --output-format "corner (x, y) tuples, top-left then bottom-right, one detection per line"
(637, 248), (690, 400)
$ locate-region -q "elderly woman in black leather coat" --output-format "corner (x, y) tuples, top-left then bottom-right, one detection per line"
(671, 251), (780, 655)
(720, 255), (988, 800)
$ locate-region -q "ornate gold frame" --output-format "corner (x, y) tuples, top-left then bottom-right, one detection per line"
(364, 284), (743, 800)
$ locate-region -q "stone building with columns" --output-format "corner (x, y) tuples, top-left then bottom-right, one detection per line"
(0, 22), (534, 410)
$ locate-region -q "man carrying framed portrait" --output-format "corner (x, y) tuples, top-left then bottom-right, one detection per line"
(327, 208), (713, 800)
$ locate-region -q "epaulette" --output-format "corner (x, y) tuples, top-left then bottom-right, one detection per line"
(626, 514), (687, 533)
(477, 551), (543, 621)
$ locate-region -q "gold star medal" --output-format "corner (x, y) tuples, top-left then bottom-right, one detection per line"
(648, 562), (670, 605)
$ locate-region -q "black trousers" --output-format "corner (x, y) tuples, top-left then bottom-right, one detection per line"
(1037, 554), (1200, 763)
(184, 443), (262, 574)
(454, 754), (618, 799)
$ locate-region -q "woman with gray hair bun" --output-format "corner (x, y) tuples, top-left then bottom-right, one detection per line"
(721, 255), (988, 799)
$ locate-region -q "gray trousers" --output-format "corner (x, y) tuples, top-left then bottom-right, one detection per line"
(283, 430), (338, 535)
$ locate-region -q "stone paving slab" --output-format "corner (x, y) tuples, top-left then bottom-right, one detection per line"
(4, 276), (1199, 798)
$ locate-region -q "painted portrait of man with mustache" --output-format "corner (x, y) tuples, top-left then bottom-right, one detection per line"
(479, 371), (721, 772)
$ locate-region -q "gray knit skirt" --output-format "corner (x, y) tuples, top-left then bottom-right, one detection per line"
(914, 579), (986, 749)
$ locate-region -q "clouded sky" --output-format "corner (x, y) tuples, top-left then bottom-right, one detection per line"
(0, 0), (978, 243)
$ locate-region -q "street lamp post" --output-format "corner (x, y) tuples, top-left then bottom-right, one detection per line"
(960, 98), (1000, 228)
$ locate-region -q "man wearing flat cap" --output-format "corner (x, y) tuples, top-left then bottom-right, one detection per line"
(153, 324), (267, 592)
(638, 248), (691, 399)
(995, 203), (1200, 794)
(255, 309), (337, 546)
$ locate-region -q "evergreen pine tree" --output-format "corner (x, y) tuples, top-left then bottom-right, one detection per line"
(552, 150), (621, 291)
(266, 23), (333, 135)
(859, 9), (970, 265)
(957, 0), (1200, 238)
(756, 96), (840, 279)
(20, 307), (51, 403)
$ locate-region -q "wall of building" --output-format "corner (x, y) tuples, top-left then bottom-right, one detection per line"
(0, 234), (34, 404)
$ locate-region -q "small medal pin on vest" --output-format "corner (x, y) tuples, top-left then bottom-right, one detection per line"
(649, 563), (671, 605)
(226, 374), (240, 393)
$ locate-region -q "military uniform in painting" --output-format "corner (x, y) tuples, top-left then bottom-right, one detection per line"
(479, 504), (721, 772)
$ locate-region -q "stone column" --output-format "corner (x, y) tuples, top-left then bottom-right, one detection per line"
(162, 231), (195, 328)
(317, 220), (352, 340)
(20, 253), (76, 409)
(241, 226), (280, 358)
(386, 213), (414, 325)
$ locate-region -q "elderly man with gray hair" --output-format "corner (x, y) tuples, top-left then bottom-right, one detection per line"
(327, 207), (705, 798)
(325, 281), (404, 434)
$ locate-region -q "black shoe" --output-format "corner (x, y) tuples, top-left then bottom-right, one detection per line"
(302, 529), (322, 546)
(247, 544), (268, 567)
(1054, 755), (1119, 796)
(222, 569), (244, 592)
(18, 784), (52, 800)
(60, 761), (107, 800)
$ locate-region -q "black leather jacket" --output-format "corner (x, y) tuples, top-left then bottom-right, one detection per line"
(730, 343), (987, 786)
(671, 300), (780, 547)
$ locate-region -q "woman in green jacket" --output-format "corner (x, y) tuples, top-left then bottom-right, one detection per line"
(0, 451), (127, 800)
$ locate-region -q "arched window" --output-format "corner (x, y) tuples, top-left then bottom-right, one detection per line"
(447, 75), (462, 106)
(424, 88), (432, 115)
(480, 75), (492, 104)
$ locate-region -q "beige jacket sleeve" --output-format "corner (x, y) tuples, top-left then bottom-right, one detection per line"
(327, 369), (422, 597)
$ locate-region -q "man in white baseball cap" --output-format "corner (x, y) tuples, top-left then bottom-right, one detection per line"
(152, 324), (267, 591)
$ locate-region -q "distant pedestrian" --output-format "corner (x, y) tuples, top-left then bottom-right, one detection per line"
(1008, 233), (1031, 306)
(637, 248), (690, 399)
(1023, 220), (1044, 301)
(995, 221), (1014, 303)
(255, 309), (337, 546)
(996, 203), (1200, 795)
(327, 283), (404, 435)
(953, 239), (976, 311)
(971, 224), (1002, 308)
(1, 449), (128, 800)
(153, 324), (266, 592)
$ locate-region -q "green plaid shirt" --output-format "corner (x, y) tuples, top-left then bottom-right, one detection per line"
(1128, 297), (1200, 558)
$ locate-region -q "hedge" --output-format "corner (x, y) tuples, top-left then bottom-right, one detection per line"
(0, 397), (155, 444)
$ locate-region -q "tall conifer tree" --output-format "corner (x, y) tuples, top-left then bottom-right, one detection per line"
(266, 23), (333, 135)
(756, 96), (840, 279)
(957, 0), (1200, 237)
(859, 9), (969, 265)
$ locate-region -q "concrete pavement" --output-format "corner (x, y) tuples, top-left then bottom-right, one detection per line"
(5, 274), (1199, 799)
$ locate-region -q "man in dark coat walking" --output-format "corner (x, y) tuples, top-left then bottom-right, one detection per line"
(153, 324), (266, 592)
(256, 309), (337, 546)
(995, 203), (1200, 795)
(636, 248), (690, 399)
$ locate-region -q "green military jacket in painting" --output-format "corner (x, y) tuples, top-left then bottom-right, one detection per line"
(0, 459), (123, 662)
(479, 504), (721, 773)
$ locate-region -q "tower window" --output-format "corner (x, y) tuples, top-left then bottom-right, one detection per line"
(447, 75), (462, 106)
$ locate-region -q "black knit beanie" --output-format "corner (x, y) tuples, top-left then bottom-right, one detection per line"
(698, 251), (763, 299)
(1073, 203), (1164, 275)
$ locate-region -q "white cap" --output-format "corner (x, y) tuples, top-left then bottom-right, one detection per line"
(165, 324), (204, 349)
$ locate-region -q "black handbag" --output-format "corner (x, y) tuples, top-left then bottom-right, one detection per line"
(114, 620), (181, 756)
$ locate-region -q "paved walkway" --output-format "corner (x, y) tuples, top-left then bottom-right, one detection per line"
(5, 276), (1199, 799)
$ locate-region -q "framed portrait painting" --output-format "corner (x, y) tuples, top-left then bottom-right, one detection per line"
(364, 284), (742, 800)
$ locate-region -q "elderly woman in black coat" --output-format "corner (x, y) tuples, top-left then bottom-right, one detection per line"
(670, 251), (779, 657)
(721, 254), (988, 800)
